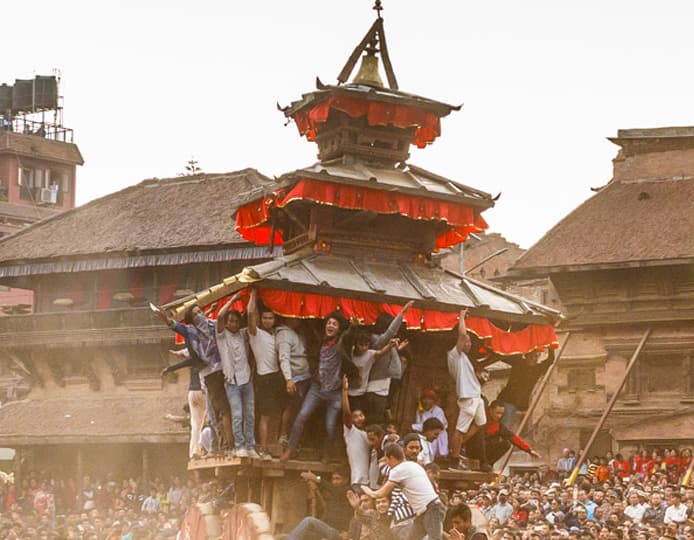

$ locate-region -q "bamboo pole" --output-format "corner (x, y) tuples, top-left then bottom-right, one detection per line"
(493, 332), (571, 482)
(565, 328), (651, 487)
(681, 455), (694, 488)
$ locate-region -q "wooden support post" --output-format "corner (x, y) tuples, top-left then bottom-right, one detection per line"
(493, 332), (571, 482)
(76, 447), (83, 507)
(566, 328), (651, 486)
(142, 446), (150, 484)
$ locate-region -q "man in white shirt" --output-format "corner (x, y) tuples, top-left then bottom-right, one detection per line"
(247, 288), (283, 460)
(362, 443), (445, 540)
(623, 492), (646, 524)
(216, 294), (259, 459)
(664, 492), (687, 525)
(341, 375), (374, 492)
(275, 317), (311, 446)
(448, 308), (489, 470)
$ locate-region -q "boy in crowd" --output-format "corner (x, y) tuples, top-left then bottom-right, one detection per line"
(348, 332), (399, 414)
(412, 388), (449, 460)
(342, 375), (379, 492)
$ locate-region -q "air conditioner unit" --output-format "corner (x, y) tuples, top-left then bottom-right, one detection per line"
(38, 187), (58, 204)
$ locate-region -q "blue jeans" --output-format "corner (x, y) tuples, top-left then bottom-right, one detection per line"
(287, 381), (342, 450)
(287, 516), (340, 540)
(225, 381), (256, 449)
(502, 402), (517, 428)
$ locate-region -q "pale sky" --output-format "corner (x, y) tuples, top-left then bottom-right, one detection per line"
(4, 1), (693, 248)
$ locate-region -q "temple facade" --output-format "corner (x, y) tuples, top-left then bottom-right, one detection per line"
(0, 169), (276, 482)
(510, 126), (694, 462)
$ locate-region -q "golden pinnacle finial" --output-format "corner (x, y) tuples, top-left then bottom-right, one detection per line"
(373, 0), (383, 19)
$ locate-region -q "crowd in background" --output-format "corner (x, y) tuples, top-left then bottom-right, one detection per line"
(0, 472), (233, 540)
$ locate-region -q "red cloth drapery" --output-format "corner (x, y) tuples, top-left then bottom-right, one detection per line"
(185, 287), (557, 355)
(234, 178), (488, 249)
(465, 316), (559, 355)
(293, 95), (442, 148)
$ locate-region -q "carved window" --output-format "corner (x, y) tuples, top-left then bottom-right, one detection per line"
(567, 368), (596, 390)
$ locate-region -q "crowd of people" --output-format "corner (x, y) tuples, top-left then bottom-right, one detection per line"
(70, 293), (687, 540)
(0, 472), (235, 539)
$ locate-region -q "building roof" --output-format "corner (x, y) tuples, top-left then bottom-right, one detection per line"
(282, 160), (493, 208)
(0, 201), (60, 223)
(169, 248), (561, 326)
(0, 131), (84, 165)
(511, 176), (694, 273)
(0, 396), (187, 445)
(0, 169), (275, 270)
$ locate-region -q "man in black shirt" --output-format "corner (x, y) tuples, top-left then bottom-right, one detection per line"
(286, 467), (352, 539)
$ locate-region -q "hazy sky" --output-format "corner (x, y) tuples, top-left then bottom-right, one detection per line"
(4, 1), (693, 248)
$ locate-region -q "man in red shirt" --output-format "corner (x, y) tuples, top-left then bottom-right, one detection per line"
(466, 400), (540, 470)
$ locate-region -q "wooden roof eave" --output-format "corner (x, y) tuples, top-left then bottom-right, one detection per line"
(168, 252), (560, 326)
(508, 256), (694, 277)
(276, 168), (494, 209)
(281, 85), (458, 119)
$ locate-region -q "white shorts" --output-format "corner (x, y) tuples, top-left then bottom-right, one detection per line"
(455, 397), (486, 433)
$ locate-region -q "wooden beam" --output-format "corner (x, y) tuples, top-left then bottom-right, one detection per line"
(565, 328), (651, 486)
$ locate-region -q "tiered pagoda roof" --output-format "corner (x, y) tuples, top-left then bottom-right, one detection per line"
(170, 4), (561, 355)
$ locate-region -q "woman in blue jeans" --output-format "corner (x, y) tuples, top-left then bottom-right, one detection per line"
(281, 311), (355, 462)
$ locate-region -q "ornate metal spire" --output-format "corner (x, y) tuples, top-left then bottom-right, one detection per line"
(336, 1), (398, 89)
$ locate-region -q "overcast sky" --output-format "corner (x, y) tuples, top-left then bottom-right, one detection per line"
(4, 1), (693, 248)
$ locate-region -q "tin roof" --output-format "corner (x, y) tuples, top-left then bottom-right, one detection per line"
(170, 248), (560, 325)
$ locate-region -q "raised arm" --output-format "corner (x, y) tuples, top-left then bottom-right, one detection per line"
(247, 288), (259, 336)
(216, 292), (241, 333)
(372, 300), (414, 348)
(455, 308), (471, 354)
(362, 480), (396, 499)
(341, 375), (352, 427)
(374, 338), (398, 359)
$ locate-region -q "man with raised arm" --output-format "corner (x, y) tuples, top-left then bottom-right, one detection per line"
(448, 308), (487, 471)
(341, 375), (375, 493)
(280, 311), (355, 463)
(155, 303), (233, 454)
(246, 288), (283, 460)
(215, 292), (259, 459)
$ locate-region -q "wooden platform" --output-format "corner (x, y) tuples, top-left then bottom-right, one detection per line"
(188, 455), (495, 486)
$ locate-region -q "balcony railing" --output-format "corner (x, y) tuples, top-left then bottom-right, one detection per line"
(0, 307), (171, 348)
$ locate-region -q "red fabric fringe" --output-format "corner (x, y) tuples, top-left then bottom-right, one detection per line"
(180, 287), (557, 355)
(293, 95), (442, 148)
(235, 179), (488, 249)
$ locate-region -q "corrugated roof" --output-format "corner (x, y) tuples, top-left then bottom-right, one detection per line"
(0, 169), (274, 266)
(0, 396), (187, 444)
(512, 177), (694, 272)
(169, 249), (560, 325)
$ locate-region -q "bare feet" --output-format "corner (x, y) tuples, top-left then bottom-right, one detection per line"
(280, 447), (296, 463)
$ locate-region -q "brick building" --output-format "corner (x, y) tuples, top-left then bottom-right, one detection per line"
(509, 126), (694, 462)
